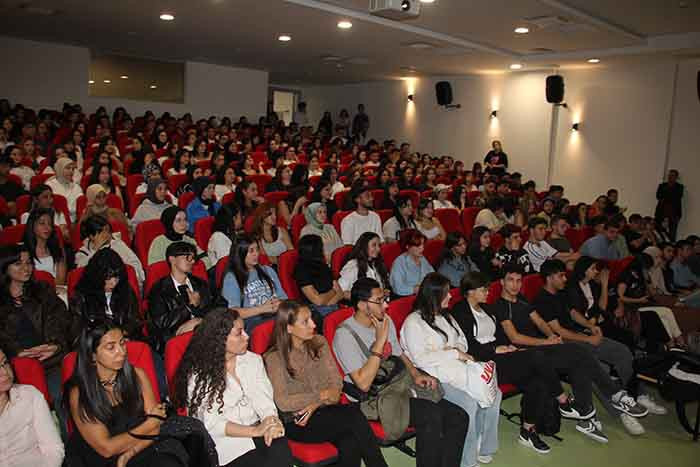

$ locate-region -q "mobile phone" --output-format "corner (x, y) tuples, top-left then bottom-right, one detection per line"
(295, 410), (310, 423)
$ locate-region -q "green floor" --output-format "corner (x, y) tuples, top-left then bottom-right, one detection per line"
(378, 390), (699, 467)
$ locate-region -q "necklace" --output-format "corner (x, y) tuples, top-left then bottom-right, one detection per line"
(100, 377), (117, 388)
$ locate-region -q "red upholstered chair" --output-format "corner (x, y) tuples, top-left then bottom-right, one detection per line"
(608, 256), (635, 285)
(376, 209), (393, 225)
(194, 216), (215, 251)
(30, 173), (54, 190)
(486, 280), (503, 305)
(51, 194), (73, 229)
(168, 174), (189, 194)
(215, 256), (229, 288)
(0, 196), (6, 216)
(11, 357), (51, 403)
(334, 191), (349, 211)
(434, 208), (463, 235)
(164, 331), (194, 398)
(178, 191), (196, 210)
(371, 189), (384, 210)
(126, 174), (144, 202)
(134, 219), (166, 266)
(386, 295), (416, 340)
(399, 190), (420, 209)
(61, 341), (161, 407)
(290, 213), (307, 245)
(380, 242), (402, 272)
(144, 260), (208, 298)
(0, 224), (65, 248)
(33, 270), (56, 288)
(448, 287), (463, 308)
(75, 193), (123, 220)
(331, 245), (353, 278)
(423, 239), (444, 269)
(248, 174), (272, 194)
(221, 192), (235, 206)
(332, 211), (352, 237)
(250, 319), (341, 467)
(461, 207), (481, 239)
(490, 232), (504, 252)
(264, 191), (289, 206)
(67, 265), (141, 303)
(278, 249), (301, 300)
(14, 194), (31, 218)
(522, 274), (545, 303)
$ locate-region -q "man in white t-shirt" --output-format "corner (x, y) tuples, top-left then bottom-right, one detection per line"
(524, 217), (579, 272)
(341, 184), (383, 245)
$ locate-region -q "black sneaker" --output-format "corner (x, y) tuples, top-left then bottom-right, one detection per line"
(611, 391), (648, 418)
(519, 427), (551, 454)
(559, 398), (596, 420)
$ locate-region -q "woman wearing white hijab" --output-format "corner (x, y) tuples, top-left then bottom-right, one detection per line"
(46, 158), (83, 223)
(299, 202), (342, 263)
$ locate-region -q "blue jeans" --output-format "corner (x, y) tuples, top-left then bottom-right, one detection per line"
(443, 383), (501, 467)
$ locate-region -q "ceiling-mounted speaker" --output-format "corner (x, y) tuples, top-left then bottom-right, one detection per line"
(435, 81), (453, 106)
(546, 75), (565, 104)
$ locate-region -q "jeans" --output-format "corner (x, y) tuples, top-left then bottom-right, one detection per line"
(443, 384), (501, 467)
(571, 337), (634, 386)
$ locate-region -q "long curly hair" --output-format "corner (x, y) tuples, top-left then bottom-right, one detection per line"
(173, 308), (240, 415)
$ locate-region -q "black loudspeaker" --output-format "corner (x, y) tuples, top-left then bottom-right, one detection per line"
(546, 75), (565, 104)
(697, 70), (699, 102)
(436, 81), (453, 106)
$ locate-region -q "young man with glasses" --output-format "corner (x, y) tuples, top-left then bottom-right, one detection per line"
(147, 241), (212, 354)
(332, 277), (468, 467)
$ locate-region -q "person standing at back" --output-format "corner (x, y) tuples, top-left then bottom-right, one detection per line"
(352, 104), (370, 143)
(655, 169), (683, 241)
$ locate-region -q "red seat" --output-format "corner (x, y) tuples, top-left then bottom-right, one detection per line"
(126, 174), (144, 202)
(376, 209), (393, 225)
(522, 274), (545, 303)
(221, 192), (235, 206)
(399, 190), (420, 210)
(290, 213), (307, 245)
(67, 265), (141, 303)
(607, 256), (634, 285)
(264, 191), (289, 206)
(386, 295), (416, 339)
(370, 189), (384, 209)
(215, 256), (230, 288)
(71, 218), (131, 251)
(486, 280), (503, 305)
(249, 318), (341, 467)
(0, 224), (64, 247)
(12, 357), (51, 404)
(434, 208), (463, 235)
(448, 287), (463, 308)
(14, 194), (31, 218)
(75, 192), (123, 220)
(334, 191), (349, 210)
(380, 242), (402, 272)
(332, 211), (352, 238)
(0, 196), (7, 216)
(61, 341), (161, 409)
(164, 331), (194, 398)
(193, 216), (215, 251)
(491, 232), (504, 252)
(423, 239), (444, 269)
(247, 174), (272, 194)
(461, 207), (481, 239)
(278, 250), (301, 300)
(144, 260), (208, 298)
(178, 191), (196, 210)
(331, 245), (353, 278)
(168, 174), (189, 194)
(134, 219), (166, 266)
(30, 173), (54, 190)
(33, 270), (56, 288)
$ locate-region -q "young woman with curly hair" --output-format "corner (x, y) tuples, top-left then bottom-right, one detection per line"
(174, 308), (293, 467)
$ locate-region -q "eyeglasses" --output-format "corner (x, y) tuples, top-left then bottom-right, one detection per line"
(367, 297), (390, 305)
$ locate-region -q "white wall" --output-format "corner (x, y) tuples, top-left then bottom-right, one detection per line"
(667, 60), (700, 237)
(0, 36), (268, 119)
(301, 60), (692, 224)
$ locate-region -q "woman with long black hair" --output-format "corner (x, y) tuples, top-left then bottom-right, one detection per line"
(338, 231), (391, 298)
(294, 235), (344, 317)
(382, 195), (416, 243)
(64, 323), (215, 467)
(23, 207), (67, 286)
(207, 203), (243, 266)
(265, 301), (387, 467)
(468, 226), (501, 281)
(175, 308), (293, 467)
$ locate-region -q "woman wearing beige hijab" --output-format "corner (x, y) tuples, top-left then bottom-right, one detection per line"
(80, 184), (129, 228)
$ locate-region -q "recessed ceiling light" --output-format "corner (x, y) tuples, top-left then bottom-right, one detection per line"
(120, 75), (129, 79)
(88, 80), (95, 84)
(278, 35), (292, 42)
(149, 84), (157, 89)
(509, 63), (523, 70)
(337, 21), (352, 29)
(420, 0), (435, 3)
(587, 58), (600, 63)
(103, 79), (111, 84)
(159, 13), (175, 21)
(514, 27), (529, 34)
(405, 42), (434, 49)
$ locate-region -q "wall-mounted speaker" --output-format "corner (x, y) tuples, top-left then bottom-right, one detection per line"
(546, 75), (565, 104)
(435, 81), (453, 106)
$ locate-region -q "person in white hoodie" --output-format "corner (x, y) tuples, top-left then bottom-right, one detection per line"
(400, 272), (501, 467)
(46, 157), (83, 223)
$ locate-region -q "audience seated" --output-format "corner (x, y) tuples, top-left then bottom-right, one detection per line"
(382, 195), (416, 243)
(222, 234), (287, 332)
(23, 207), (67, 286)
(185, 176), (220, 232)
(174, 309), (293, 467)
(265, 301), (388, 467)
(294, 235), (343, 317)
(207, 203), (243, 266)
(438, 231), (479, 287)
(341, 184), (383, 245)
(148, 241), (212, 354)
(414, 199), (446, 241)
(389, 229), (434, 297)
(132, 178), (171, 226)
(0, 346), (64, 467)
(547, 215), (574, 253)
(580, 219), (623, 261)
(309, 178), (339, 221)
(332, 277), (469, 467)
(495, 224), (533, 275)
(251, 203), (293, 265)
(524, 217), (579, 271)
(300, 202), (343, 261)
(46, 158), (82, 223)
(474, 197), (507, 232)
(468, 226), (500, 280)
(80, 183), (129, 227)
(148, 206), (210, 268)
(338, 232), (391, 298)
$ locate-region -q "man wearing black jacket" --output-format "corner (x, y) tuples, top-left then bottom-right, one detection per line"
(147, 241), (212, 354)
(655, 169), (683, 241)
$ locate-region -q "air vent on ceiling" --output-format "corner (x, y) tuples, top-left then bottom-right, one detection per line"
(524, 15), (596, 34)
(531, 47), (555, 53)
(403, 42), (435, 49)
(321, 55), (342, 62)
(18, 2), (59, 15)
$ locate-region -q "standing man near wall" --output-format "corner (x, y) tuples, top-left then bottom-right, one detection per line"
(655, 169), (683, 241)
(352, 104), (370, 143)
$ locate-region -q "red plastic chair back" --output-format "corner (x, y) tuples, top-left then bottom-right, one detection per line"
(334, 191), (349, 210)
(221, 192), (235, 206)
(248, 174), (272, 194)
(290, 213), (307, 245)
(33, 270), (56, 288)
(423, 239), (444, 269)
(522, 274), (545, 303)
(332, 210), (352, 237)
(126, 174), (144, 201)
(164, 331), (194, 398)
(461, 207), (481, 239)
(278, 250), (301, 300)
(322, 307), (355, 372)
(371, 189), (385, 209)
(448, 287), (463, 308)
(386, 295), (417, 340)
(134, 219), (166, 266)
(608, 256), (635, 285)
(399, 190), (420, 209)
(178, 191), (196, 210)
(486, 280), (503, 305)
(144, 260), (207, 297)
(30, 173), (54, 190)
(193, 216), (215, 250)
(491, 232), (505, 251)
(376, 209), (393, 225)
(15, 194), (31, 217)
(168, 174), (189, 194)
(264, 191), (289, 206)
(434, 208), (463, 235)
(380, 242), (402, 272)
(11, 357), (51, 404)
(249, 319), (276, 354)
(331, 245), (353, 278)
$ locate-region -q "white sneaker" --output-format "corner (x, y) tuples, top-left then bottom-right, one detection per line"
(477, 455), (493, 464)
(620, 413), (645, 435)
(637, 394), (668, 415)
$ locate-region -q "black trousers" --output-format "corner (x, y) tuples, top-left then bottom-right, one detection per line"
(409, 397), (469, 467)
(284, 404), (387, 467)
(224, 437), (293, 467)
(492, 349), (564, 424)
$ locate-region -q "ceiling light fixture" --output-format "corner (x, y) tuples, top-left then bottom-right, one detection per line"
(572, 122), (580, 131)
(509, 63), (523, 70)
(103, 79), (111, 84)
(407, 94), (414, 102)
(337, 20), (352, 29)
(88, 80), (94, 84)
(120, 75), (129, 79)
(587, 58), (600, 63)
(159, 13), (175, 21)
(278, 34), (292, 42)
(150, 84), (157, 89)
(420, 0), (436, 3)
(490, 110), (498, 118)
(514, 27), (529, 34)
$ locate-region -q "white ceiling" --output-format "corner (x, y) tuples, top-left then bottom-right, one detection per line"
(0, 0), (699, 84)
